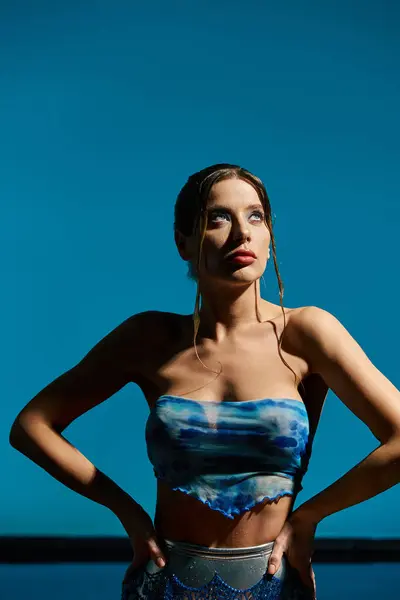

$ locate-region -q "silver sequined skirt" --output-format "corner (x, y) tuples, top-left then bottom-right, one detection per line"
(121, 537), (315, 599)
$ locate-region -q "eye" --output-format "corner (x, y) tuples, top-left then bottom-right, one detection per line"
(209, 209), (265, 225)
(250, 210), (265, 222)
(209, 211), (229, 223)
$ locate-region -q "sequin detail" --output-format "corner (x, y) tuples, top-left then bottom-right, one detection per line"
(121, 564), (315, 599)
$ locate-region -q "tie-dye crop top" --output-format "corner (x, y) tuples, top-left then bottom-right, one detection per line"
(145, 395), (312, 520)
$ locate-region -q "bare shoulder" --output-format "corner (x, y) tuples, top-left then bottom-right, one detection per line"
(117, 309), (186, 363)
(127, 308), (191, 356)
(286, 304), (337, 335)
(287, 305), (349, 349)
(80, 310), (173, 366)
(285, 305), (342, 367)
(132, 309), (187, 341)
(121, 309), (181, 342)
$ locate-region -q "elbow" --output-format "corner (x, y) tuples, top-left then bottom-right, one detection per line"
(9, 418), (28, 448)
(382, 435), (400, 473)
(391, 434), (400, 460)
(9, 412), (48, 448)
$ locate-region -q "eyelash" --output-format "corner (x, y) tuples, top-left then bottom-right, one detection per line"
(210, 210), (265, 223)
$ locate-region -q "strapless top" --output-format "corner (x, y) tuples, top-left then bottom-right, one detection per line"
(145, 395), (312, 519)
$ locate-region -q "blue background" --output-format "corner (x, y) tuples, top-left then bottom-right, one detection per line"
(2, 0), (400, 548)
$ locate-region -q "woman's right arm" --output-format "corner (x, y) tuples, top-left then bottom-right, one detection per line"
(8, 310), (157, 523)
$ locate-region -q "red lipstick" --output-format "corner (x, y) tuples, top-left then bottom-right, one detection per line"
(226, 250), (256, 265)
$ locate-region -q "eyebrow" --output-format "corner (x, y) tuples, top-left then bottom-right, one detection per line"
(207, 203), (264, 212)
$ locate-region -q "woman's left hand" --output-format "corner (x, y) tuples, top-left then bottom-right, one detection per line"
(267, 513), (317, 598)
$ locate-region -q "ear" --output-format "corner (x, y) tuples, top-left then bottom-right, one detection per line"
(174, 229), (191, 261)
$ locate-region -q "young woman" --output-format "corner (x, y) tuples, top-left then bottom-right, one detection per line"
(9, 164), (400, 599)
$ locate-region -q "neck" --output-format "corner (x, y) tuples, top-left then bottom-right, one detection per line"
(195, 279), (269, 342)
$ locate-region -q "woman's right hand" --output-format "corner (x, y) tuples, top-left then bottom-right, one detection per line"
(120, 503), (167, 583)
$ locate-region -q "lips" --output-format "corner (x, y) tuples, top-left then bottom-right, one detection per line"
(227, 250), (257, 259)
(226, 250), (256, 265)
(231, 251), (256, 259)
(227, 249), (257, 258)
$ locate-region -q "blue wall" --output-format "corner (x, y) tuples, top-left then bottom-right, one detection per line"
(2, 1), (400, 539)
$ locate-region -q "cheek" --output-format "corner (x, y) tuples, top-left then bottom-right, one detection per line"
(199, 245), (220, 271)
(199, 238), (223, 262)
(204, 253), (221, 271)
(260, 233), (271, 255)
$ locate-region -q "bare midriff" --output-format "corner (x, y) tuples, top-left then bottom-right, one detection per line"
(154, 480), (295, 548)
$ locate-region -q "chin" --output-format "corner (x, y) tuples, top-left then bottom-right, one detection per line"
(212, 270), (261, 285)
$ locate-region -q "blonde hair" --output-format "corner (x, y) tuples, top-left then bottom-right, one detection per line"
(174, 163), (304, 394)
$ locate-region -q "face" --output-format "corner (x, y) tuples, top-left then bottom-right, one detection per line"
(177, 178), (271, 285)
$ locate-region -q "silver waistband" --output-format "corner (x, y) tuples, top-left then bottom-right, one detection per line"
(163, 537), (275, 560)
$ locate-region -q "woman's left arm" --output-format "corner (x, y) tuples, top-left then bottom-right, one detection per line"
(267, 305), (400, 594)
(291, 305), (400, 526)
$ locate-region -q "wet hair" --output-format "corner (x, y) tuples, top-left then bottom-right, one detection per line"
(174, 163), (303, 393)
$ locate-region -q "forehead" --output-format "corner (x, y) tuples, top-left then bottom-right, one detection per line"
(207, 178), (262, 207)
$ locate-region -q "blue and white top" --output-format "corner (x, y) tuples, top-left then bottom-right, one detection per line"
(145, 395), (311, 520)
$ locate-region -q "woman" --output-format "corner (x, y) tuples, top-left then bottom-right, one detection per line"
(9, 163), (400, 600)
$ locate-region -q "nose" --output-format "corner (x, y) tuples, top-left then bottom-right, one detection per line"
(232, 219), (251, 244)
